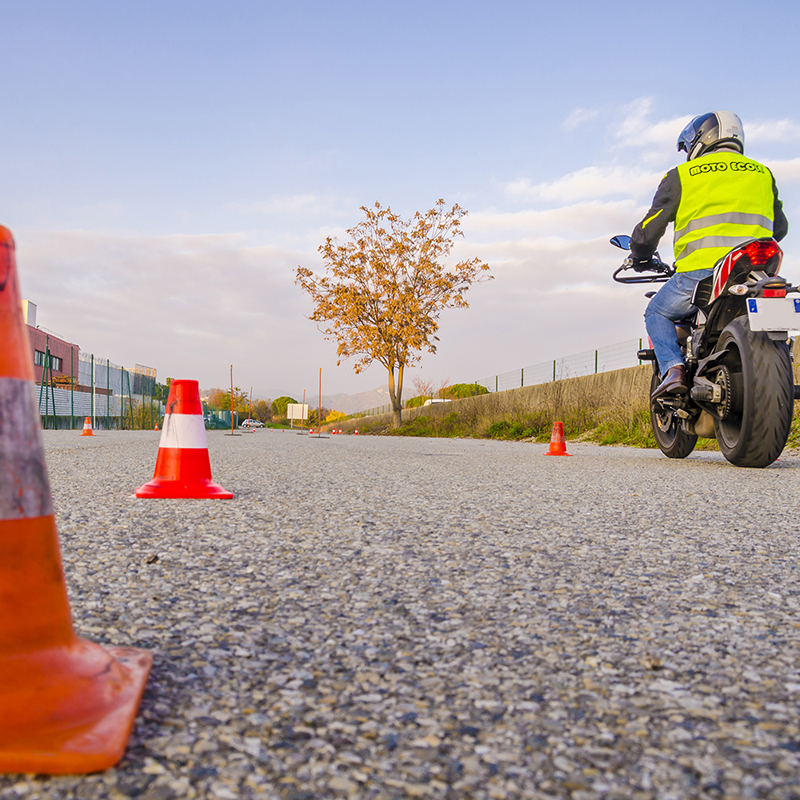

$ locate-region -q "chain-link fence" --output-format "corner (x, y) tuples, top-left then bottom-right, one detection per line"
(37, 352), (164, 430)
(477, 338), (647, 393)
(350, 404), (393, 420)
(347, 336), (649, 419)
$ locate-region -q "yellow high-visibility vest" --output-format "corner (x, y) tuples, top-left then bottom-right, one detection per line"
(674, 152), (776, 272)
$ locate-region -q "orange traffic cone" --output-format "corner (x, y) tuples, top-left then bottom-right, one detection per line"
(544, 421), (572, 456)
(154, 423), (159, 431)
(135, 379), (233, 499)
(0, 225), (151, 774)
(79, 416), (93, 436)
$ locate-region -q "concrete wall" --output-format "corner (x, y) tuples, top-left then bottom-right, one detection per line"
(328, 365), (655, 435)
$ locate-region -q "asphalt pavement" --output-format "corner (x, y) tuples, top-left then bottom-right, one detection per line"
(2, 430), (800, 800)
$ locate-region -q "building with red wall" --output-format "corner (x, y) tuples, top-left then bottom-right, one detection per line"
(22, 301), (80, 384)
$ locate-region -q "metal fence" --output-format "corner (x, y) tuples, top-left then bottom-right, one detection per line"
(37, 353), (164, 430)
(347, 336), (649, 419)
(350, 404), (393, 419)
(477, 337), (646, 393)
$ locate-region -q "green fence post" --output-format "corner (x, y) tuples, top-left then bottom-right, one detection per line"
(106, 359), (110, 431)
(595, 350), (598, 374)
(37, 341), (46, 427)
(90, 354), (95, 429)
(521, 369), (524, 388)
(127, 370), (134, 429)
(70, 347), (74, 429)
(49, 350), (56, 428)
(553, 360), (556, 381)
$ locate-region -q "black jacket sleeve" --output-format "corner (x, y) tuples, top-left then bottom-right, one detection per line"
(771, 174), (789, 242)
(630, 168), (681, 261)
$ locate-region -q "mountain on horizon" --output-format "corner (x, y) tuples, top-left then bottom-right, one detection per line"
(200, 385), (391, 415)
(321, 385), (391, 415)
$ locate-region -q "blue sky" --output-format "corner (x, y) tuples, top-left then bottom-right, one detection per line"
(3, 0), (800, 402)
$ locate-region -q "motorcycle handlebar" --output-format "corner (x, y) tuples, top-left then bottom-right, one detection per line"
(613, 256), (674, 284)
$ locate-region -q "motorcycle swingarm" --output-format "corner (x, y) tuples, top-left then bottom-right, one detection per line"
(693, 347), (732, 377)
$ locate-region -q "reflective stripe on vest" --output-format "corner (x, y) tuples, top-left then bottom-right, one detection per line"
(673, 153), (775, 273)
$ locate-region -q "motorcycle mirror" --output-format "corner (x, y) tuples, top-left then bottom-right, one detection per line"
(610, 235), (631, 251)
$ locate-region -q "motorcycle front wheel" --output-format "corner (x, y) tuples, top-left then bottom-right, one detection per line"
(649, 371), (698, 458)
(712, 316), (793, 468)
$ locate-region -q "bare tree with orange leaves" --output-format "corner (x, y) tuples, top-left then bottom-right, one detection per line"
(295, 200), (491, 428)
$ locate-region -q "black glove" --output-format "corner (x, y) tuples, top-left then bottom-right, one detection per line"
(624, 257), (654, 273)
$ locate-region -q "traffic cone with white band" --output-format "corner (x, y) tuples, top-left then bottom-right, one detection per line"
(135, 379), (232, 499)
(79, 416), (93, 436)
(0, 224), (152, 774)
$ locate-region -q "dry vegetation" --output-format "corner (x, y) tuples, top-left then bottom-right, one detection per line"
(333, 358), (800, 452)
(336, 367), (656, 445)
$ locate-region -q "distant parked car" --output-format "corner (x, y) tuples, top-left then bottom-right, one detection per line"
(239, 419), (265, 428)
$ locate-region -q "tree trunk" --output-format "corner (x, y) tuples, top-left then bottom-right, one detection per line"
(387, 363), (404, 429)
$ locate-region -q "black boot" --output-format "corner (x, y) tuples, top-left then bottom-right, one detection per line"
(652, 365), (687, 398)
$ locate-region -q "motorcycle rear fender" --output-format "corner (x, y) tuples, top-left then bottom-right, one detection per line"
(692, 275), (714, 309)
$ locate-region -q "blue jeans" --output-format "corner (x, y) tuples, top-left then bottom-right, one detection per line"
(644, 268), (713, 373)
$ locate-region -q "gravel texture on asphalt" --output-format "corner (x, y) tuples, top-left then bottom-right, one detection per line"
(3, 429), (800, 800)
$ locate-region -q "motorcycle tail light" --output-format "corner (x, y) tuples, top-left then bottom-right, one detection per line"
(763, 288), (787, 297)
(729, 284), (749, 295)
(742, 239), (782, 266)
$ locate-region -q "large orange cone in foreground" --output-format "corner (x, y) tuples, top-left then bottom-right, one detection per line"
(135, 379), (232, 498)
(544, 421), (572, 456)
(0, 225), (152, 774)
(79, 416), (94, 436)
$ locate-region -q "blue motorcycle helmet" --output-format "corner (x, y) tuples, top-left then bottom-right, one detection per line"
(677, 111), (744, 161)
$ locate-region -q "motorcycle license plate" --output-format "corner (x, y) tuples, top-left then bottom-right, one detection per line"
(747, 297), (800, 333)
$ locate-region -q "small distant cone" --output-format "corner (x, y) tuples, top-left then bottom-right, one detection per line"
(154, 424), (159, 431)
(135, 379), (232, 499)
(354, 429), (359, 435)
(0, 224), (152, 774)
(79, 416), (93, 436)
(544, 421), (571, 456)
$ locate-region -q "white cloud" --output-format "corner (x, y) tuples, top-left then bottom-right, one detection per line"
(463, 201), (639, 247)
(505, 165), (661, 204)
(563, 107), (600, 131)
(12, 228), (382, 398)
(226, 193), (345, 218)
(748, 120), (800, 144)
(411, 234), (649, 385)
(763, 157), (800, 183)
(614, 97), (689, 151)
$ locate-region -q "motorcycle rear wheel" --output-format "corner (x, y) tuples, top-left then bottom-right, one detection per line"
(712, 316), (793, 468)
(649, 371), (698, 458)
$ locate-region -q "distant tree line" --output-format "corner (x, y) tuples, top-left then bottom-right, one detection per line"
(405, 381), (488, 408)
(204, 388), (343, 426)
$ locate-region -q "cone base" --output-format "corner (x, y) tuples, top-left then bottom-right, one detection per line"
(544, 451), (572, 456)
(134, 478), (233, 499)
(79, 431), (94, 437)
(0, 645), (152, 775)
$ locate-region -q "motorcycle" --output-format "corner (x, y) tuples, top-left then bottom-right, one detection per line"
(612, 235), (800, 467)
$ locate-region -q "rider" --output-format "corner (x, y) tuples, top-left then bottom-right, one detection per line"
(630, 111), (788, 397)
